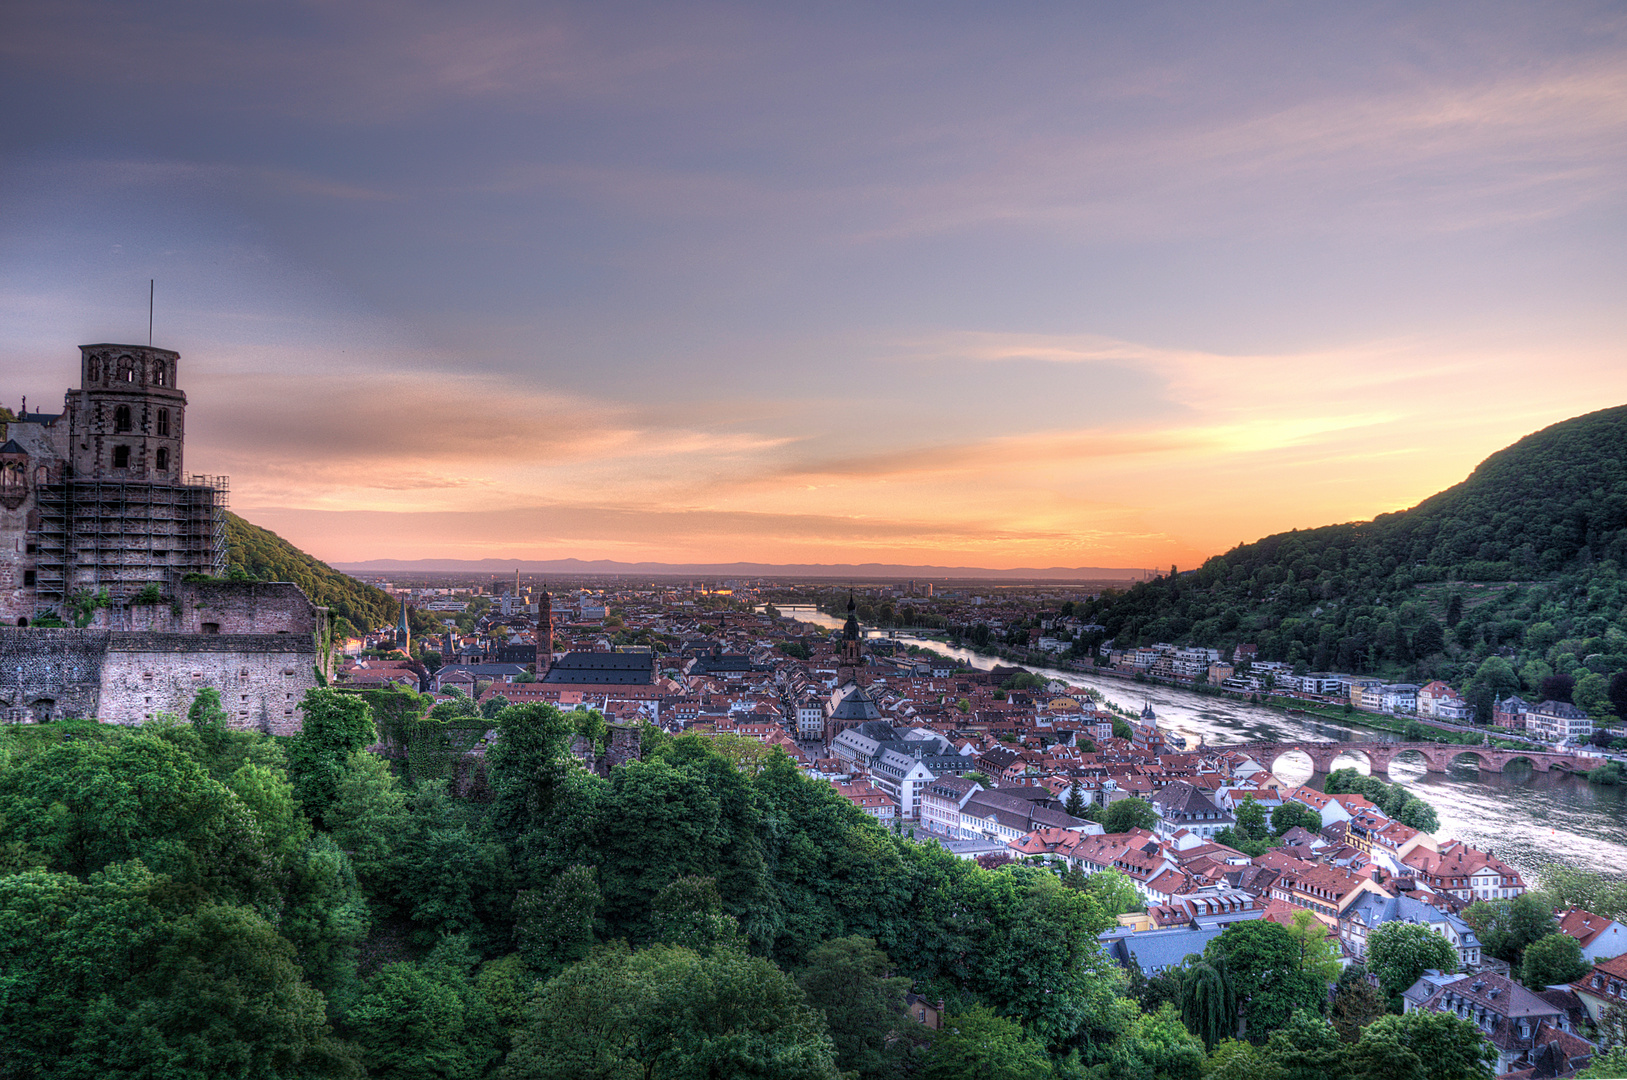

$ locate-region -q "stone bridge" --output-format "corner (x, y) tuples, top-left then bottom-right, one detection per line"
(1230, 740), (1598, 775)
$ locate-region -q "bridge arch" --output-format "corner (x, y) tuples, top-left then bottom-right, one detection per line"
(1382, 747), (1432, 777)
(1500, 754), (1544, 774)
(1323, 746), (1375, 774)
(1260, 747), (1315, 778)
(1448, 748), (1489, 771)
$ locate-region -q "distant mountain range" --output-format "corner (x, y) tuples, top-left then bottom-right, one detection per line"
(327, 557), (1152, 581)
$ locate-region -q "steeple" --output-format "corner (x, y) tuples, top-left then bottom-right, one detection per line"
(396, 596), (411, 655)
(535, 578), (553, 676)
(839, 588), (862, 668)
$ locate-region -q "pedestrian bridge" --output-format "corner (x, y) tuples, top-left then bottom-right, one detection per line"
(1229, 740), (1597, 775)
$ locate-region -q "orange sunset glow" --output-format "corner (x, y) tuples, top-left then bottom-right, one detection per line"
(4, 5), (1625, 570)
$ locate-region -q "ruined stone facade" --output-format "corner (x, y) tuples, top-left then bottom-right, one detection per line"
(0, 580), (322, 730)
(2, 344), (225, 626)
(1, 345), (325, 729)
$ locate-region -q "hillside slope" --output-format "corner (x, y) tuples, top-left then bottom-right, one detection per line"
(225, 513), (395, 632)
(1081, 405), (1627, 719)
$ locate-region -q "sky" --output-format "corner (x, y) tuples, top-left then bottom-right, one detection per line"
(3, 2), (1626, 570)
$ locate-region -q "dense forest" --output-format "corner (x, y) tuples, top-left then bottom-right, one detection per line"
(1080, 405), (1627, 723)
(226, 513), (397, 633)
(1, 689), (1578, 1080)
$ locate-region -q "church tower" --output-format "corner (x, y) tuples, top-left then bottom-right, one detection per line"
(535, 580), (553, 676)
(839, 590), (863, 668)
(396, 596), (411, 655)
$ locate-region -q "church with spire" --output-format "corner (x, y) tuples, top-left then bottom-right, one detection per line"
(838, 589), (863, 672)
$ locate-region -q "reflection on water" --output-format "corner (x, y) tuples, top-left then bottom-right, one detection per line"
(765, 609), (1626, 886)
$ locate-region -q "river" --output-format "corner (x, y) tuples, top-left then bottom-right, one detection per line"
(769, 606), (1627, 887)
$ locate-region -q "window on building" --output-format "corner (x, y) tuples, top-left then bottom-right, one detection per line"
(156, 409), (169, 435)
(22, 571), (35, 586)
(112, 445), (130, 468)
(153, 365), (166, 386)
(114, 405), (132, 432)
(155, 448), (168, 471)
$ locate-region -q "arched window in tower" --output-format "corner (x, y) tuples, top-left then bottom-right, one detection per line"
(118, 357), (134, 382)
(156, 409), (170, 436)
(153, 364), (166, 386)
(114, 405), (132, 432)
(155, 448), (169, 472)
(113, 446), (130, 469)
(88, 358), (99, 381)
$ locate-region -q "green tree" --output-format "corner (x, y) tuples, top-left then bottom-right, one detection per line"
(486, 703), (575, 861)
(0, 864), (359, 1079)
(650, 874), (742, 954)
(396, 780), (509, 946)
(1345, 1023), (1424, 1080)
(1065, 784), (1087, 819)
(797, 936), (918, 1080)
(1100, 797), (1159, 834)
(1575, 671), (1615, 724)
(1115, 1001), (1207, 1080)
(515, 864), (602, 977)
(1178, 957), (1237, 1050)
(1578, 1047), (1627, 1078)
(1519, 931), (1588, 987)
(287, 689), (378, 828)
(1353, 1011), (1494, 1080)
(283, 834), (370, 1017)
(228, 760), (311, 861)
(0, 732), (272, 905)
(1235, 796), (1269, 842)
(1366, 922), (1458, 1005)
(1411, 619), (1446, 658)
(1286, 909), (1343, 988)
(1462, 893), (1558, 967)
(505, 942), (841, 1080)
(1467, 656), (1520, 705)
(1269, 800), (1324, 836)
(1083, 868), (1144, 917)
(924, 1004), (1054, 1080)
(1203, 921), (1328, 1038)
(324, 748), (411, 913)
(188, 686), (233, 760)
(1329, 966), (1388, 1042)
(345, 943), (503, 1080)
(1261, 1008), (1347, 1080)
(1206, 1038), (1285, 1080)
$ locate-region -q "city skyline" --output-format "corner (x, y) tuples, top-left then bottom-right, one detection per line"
(3, 2), (1625, 568)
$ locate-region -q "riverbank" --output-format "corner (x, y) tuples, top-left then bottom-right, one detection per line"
(932, 636), (1550, 752)
(772, 606), (1627, 880)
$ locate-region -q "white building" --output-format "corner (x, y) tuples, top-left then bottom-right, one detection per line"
(1527, 699), (1593, 744)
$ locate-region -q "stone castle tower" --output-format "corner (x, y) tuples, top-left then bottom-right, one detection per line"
(69, 344), (188, 481)
(2, 344), (226, 625)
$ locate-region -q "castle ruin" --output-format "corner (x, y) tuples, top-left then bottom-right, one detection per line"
(1, 343), (322, 728)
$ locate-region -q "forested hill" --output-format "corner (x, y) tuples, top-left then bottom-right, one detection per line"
(1081, 404), (1627, 711)
(225, 513), (395, 632)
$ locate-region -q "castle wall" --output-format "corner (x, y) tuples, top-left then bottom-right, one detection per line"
(86, 581), (322, 635)
(0, 627), (318, 732)
(101, 633), (317, 734)
(0, 628), (108, 720)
